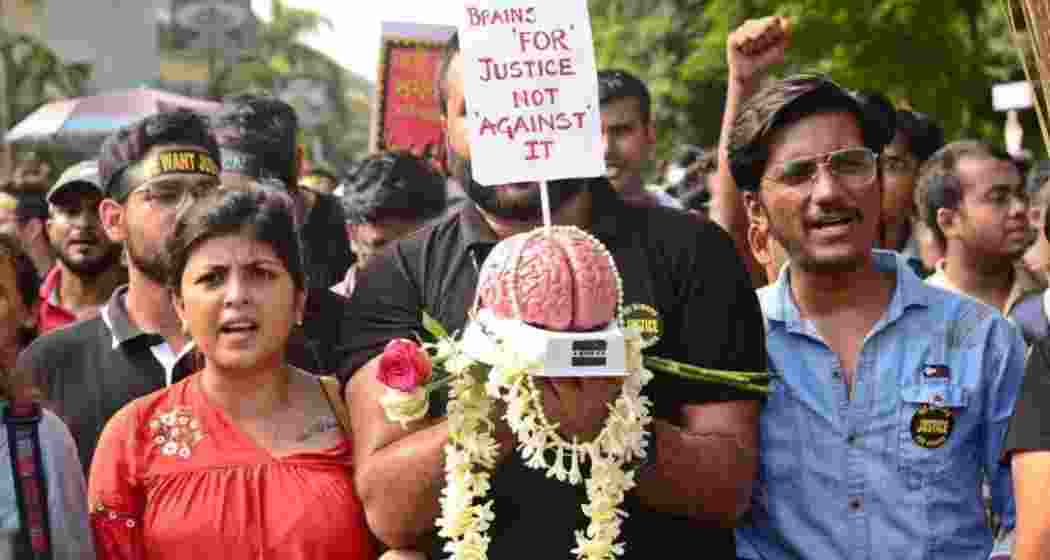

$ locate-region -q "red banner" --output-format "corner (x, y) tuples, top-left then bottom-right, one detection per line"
(371, 24), (455, 174)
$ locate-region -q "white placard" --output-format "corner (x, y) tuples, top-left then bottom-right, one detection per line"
(992, 81), (1034, 111)
(458, 1), (606, 186)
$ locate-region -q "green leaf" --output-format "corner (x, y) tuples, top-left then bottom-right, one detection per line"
(422, 310), (450, 340)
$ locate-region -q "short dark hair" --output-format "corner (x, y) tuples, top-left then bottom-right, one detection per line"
(728, 74), (894, 192)
(916, 140), (1013, 246)
(1, 189), (47, 224)
(211, 94), (299, 189)
(598, 69), (652, 124)
(436, 32), (461, 117)
(895, 109), (944, 164)
(98, 110), (220, 201)
(1026, 160), (1050, 200)
(341, 151), (447, 225)
(168, 187), (305, 295)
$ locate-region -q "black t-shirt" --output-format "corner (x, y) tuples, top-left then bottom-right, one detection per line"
(1004, 335), (1050, 456)
(340, 179), (766, 559)
(16, 288), (200, 472)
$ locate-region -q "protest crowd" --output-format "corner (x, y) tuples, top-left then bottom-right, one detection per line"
(6, 4), (1050, 560)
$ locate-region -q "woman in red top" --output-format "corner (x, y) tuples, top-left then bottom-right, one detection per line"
(88, 187), (378, 559)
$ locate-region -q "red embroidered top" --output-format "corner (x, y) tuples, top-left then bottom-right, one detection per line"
(87, 376), (377, 560)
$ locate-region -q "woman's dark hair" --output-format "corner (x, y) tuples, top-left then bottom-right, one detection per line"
(167, 187), (305, 294)
(0, 234), (39, 367)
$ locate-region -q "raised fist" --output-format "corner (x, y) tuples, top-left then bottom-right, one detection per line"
(727, 15), (792, 85)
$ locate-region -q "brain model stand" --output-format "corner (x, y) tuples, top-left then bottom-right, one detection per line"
(437, 225), (653, 560)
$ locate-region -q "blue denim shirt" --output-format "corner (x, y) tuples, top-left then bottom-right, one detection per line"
(737, 251), (1023, 560)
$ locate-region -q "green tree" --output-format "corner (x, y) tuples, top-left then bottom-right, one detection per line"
(590, 0), (1028, 161)
(196, 0), (370, 170)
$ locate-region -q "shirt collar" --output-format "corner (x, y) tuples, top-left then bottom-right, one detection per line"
(926, 258), (1042, 314)
(101, 285), (165, 348)
(761, 250), (931, 330)
(39, 266), (61, 306)
(457, 178), (626, 258)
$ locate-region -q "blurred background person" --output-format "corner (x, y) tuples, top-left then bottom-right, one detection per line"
(0, 188), (52, 278)
(0, 352), (93, 559)
(9, 151), (52, 194)
(879, 109), (945, 254)
(0, 234), (39, 370)
(0, 234), (88, 557)
(40, 160), (125, 334)
(919, 141), (1043, 316)
(1022, 160), (1050, 279)
(88, 188), (377, 560)
(598, 69), (682, 209)
(211, 94), (356, 376)
(211, 93), (353, 296)
(334, 151), (447, 298)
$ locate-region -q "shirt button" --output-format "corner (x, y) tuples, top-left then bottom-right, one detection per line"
(849, 497), (862, 511)
(847, 434), (857, 445)
(832, 369), (842, 379)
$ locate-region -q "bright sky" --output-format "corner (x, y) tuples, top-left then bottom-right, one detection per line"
(251, 0), (460, 83)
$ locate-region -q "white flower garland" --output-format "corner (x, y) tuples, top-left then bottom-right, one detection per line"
(433, 326), (652, 560)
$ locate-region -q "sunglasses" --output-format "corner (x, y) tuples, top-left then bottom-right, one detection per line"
(763, 147), (878, 189)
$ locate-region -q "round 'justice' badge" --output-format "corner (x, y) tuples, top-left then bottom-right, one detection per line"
(622, 304), (663, 349)
(910, 404), (954, 449)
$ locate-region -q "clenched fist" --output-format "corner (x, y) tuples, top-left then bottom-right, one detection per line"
(727, 15), (792, 85)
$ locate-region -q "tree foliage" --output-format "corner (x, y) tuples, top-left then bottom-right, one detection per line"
(590, 0), (1031, 160)
(180, 0), (371, 171)
(0, 30), (90, 133)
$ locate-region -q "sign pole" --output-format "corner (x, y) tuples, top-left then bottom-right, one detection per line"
(540, 180), (552, 230)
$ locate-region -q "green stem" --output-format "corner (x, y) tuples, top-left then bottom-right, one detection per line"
(644, 357), (772, 382)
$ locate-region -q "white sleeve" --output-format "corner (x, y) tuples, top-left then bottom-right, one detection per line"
(39, 410), (95, 559)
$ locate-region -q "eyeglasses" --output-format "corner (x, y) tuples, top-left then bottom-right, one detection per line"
(763, 147), (878, 189)
(127, 179), (218, 208)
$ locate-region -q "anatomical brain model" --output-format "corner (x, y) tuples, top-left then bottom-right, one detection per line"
(475, 225), (622, 331)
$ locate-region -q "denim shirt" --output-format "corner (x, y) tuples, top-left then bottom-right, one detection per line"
(737, 251), (1023, 560)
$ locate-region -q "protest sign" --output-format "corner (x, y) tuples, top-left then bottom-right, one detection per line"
(458, 1), (606, 186)
(370, 22), (456, 166)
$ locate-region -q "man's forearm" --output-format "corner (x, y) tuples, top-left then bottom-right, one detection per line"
(355, 419), (450, 548)
(355, 415), (516, 548)
(634, 417), (757, 527)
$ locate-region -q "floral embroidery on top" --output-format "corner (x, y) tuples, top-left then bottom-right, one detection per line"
(148, 407), (204, 459)
(91, 503), (139, 529)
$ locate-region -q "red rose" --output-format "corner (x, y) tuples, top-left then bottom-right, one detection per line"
(377, 338), (433, 392)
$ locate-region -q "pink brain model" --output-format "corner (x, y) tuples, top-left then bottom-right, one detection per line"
(476, 227), (620, 332)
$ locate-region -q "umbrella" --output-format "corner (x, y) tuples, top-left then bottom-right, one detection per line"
(4, 88), (222, 151)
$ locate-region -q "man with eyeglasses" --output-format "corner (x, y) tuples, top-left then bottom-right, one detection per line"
(729, 74), (1023, 560)
(17, 110), (220, 471)
(918, 141), (1043, 317)
(880, 109), (944, 257)
(37, 160), (125, 335)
